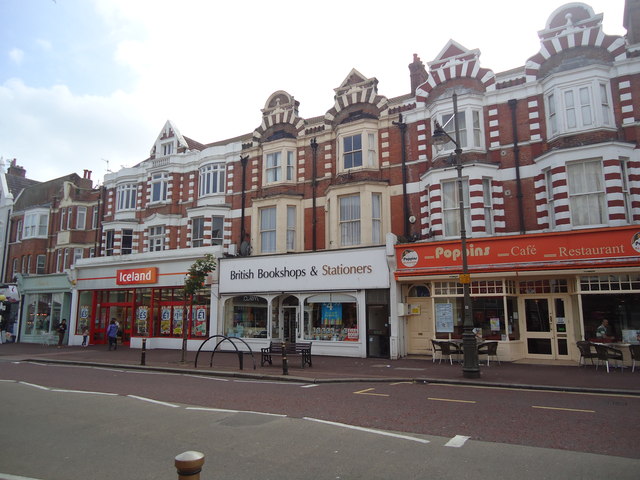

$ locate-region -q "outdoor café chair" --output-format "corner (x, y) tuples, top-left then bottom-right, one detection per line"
(438, 341), (460, 365)
(576, 341), (598, 367)
(431, 339), (443, 363)
(629, 344), (640, 373)
(594, 343), (624, 373)
(477, 341), (500, 366)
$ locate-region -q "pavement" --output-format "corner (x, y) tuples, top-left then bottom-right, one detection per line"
(0, 341), (638, 395)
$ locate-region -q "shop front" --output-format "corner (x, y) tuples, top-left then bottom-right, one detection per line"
(71, 250), (216, 349)
(217, 247), (390, 358)
(395, 226), (640, 363)
(16, 273), (72, 345)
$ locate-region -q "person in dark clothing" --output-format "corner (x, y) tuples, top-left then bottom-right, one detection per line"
(57, 319), (67, 347)
(107, 319), (118, 351)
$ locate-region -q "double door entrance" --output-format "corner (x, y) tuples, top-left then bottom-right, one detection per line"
(523, 297), (571, 359)
(94, 304), (132, 346)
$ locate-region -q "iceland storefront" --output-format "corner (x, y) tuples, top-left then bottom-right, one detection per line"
(217, 247), (391, 358)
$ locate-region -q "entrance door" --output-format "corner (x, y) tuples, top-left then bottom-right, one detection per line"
(367, 304), (390, 358)
(282, 306), (298, 343)
(97, 305), (132, 345)
(524, 297), (570, 359)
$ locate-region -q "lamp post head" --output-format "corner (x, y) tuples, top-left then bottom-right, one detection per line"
(431, 122), (449, 146)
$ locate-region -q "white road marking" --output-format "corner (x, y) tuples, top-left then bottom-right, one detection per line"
(50, 388), (118, 396)
(126, 370), (181, 376)
(182, 374), (229, 381)
(18, 382), (50, 390)
(127, 395), (179, 408)
(0, 473), (46, 480)
(301, 384), (319, 388)
(304, 417), (430, 444)
(91, 367), (125, 372)
(445, 435), (470, 448)
(0, 379), (15, 383)
(186, 407), (286, 417)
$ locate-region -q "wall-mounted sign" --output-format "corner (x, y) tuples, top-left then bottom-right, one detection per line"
(396, 226), (640, 276)
(116, 267), (158, 285)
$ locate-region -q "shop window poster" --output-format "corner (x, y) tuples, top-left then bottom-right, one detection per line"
(321, 303), (342, 326)
(436, 303), (454, 333)
(136, 306), (149, 335)
(173, 308), (184, 335)
(193, 305), (208, 337)
(490, 317), (501, 332)
(160, 306), (171, 335)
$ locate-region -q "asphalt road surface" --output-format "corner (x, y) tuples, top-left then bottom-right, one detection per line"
(1, 360), (639, 479)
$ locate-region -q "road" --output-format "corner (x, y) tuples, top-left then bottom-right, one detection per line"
(1, 360), (639, 479)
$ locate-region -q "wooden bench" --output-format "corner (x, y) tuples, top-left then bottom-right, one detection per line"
(261, 341), (312, 368)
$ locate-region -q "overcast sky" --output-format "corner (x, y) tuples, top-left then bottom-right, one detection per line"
(0, 0), (627, 183)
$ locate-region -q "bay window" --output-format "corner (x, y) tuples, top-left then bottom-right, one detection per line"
(150, 172), (169, 203)
(442, 178), (470, 237)
(199, 163), (225, 196)
(116, 183), (137, 211)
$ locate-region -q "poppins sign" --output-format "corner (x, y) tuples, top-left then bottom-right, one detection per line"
(396, 226), (640, 276)
(219, 248), (389, 294)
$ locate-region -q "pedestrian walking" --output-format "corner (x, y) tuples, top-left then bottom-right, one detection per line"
(57, 319), (67, 348)
(107, 319), (118, 351)
(81, 326), (89, 347)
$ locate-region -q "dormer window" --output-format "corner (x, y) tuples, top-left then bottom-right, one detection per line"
(336, 120), (378, 174)
(263, 140), (296, 186)
(162, 142), (173, 156)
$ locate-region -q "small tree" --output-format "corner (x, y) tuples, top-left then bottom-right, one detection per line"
(181, 254), (216, 363)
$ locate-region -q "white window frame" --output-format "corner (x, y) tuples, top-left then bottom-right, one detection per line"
(199, 163), (226, 197)
(441, 178), (471, 238)
(92, 207), (99, 229)
(12, 258), (18, 280)
(66, 207), (72, 230)
(63, 248), (69, 271)
(55, 250), (62, 272)
(36, 254), (46, 274)
(116, 183), (137, 211)
(372, 193), (382, 244)
(432, 97), (484, 155)
(76, 206), (87, 230)
(211, 216), (224, 246)
(567, 159), (606, 227)
(337, 121), (378, 174)
(621, 159), (632, 222)
(73, 248), (83, 265)
(16, 219), (22, 241)
(23, 210), (49, 239)
(259, 207), (277, 253)
(60, 208), (66, 231)
(148, 225), (165, 252)
(545, 168), (556, 229)
(263, 141), (296, 186)
(150, 172), (169, 204)
(162, 142), (173, 156)
(121, 229), (133, 255)
(286, 206), (296, 251)
(339, 195), (361, 246)
(192, 217), (205, 248)
(544, 77), (613, 138)
(105, 230), (114, 256)
(482, 178), (494, 235)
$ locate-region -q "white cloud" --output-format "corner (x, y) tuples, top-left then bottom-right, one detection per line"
(8, 48), (24, 65)
(35, 39), (52, 51)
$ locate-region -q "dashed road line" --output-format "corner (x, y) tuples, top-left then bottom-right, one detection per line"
(428, 397), (476, 404)
(18, 381), (50, 390)
(301, 384), (319, 388)
(50, 388), (118, 396)
(182, 374), (229, 381)
(186, 406), (286, 417)
(354, 387), (390, 397)
(532, 405), (595, 413)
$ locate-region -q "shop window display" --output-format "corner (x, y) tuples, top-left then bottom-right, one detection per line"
(224, 296), (267, 338)
(303, 297), (358, 341)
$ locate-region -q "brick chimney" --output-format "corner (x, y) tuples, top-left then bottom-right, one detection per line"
(409, 54), (429, 95)
(7, 159), (26, 177)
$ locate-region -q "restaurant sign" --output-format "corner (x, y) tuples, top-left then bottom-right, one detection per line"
(116, 267), (158, 285)
(396, 226), (640, 276)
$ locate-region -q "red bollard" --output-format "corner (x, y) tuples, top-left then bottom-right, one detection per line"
(175, 451), (205, 480)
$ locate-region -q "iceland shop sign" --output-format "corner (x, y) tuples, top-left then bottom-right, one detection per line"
(219, 248), (389, 294)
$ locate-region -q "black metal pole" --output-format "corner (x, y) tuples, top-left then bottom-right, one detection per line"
(451, 93), (480, 379)
(311, 138), (318, 251)
(141, 337), (146, 365)
(393, 114), (410, 239)
(281, 341), (289, 375)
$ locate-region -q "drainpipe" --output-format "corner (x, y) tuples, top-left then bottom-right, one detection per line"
(239, 155), (249, 246)
(310, 138), (318, 251)
(508, 99), (526, 234)
(392, 114), (410, 239)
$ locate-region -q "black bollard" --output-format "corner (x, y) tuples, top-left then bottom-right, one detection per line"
(175, 451), (205, 480)
(282, 341), (289, 375)
(141, 338), (146, 366)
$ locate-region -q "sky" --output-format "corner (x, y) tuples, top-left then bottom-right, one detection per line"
(0, 0), (627, 184)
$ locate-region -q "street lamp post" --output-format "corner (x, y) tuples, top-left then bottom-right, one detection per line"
(432, 93), (480, 379)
